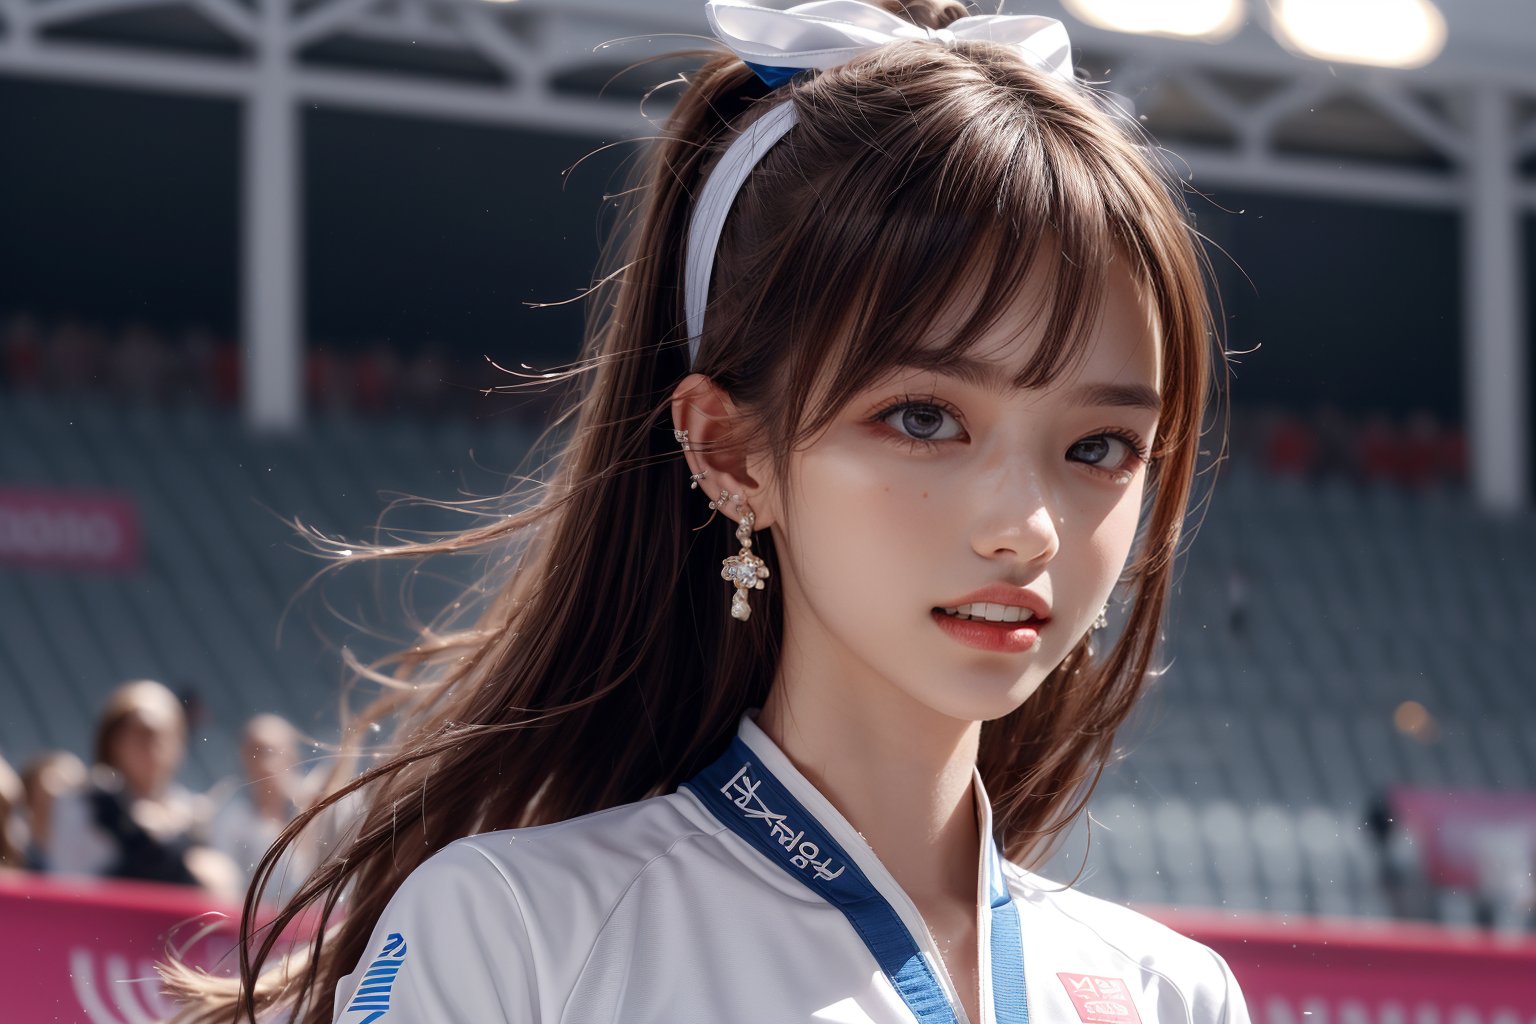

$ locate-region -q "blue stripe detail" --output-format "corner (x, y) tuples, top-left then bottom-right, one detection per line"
(983, 813), (1030, 1022)
(688, 739), (1025, 1024)
(991, 900), (1029, 1021)
(686, 740), (952, 1022)
(347, 933), (408, 1019)
(744, 61), (803, 87)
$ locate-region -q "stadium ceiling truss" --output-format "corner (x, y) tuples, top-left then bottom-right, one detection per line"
(0, 0), (1531, 509)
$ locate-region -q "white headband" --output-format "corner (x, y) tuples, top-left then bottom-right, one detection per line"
(683, 0), (1077, 365)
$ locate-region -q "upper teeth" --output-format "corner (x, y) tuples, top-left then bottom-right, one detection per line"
(942, 603), (1035, 623)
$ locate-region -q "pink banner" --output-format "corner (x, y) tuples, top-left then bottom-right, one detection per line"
(0, 873), (240, 1023)
(0, 486), (141, 571)
(1166, 905), (1536, 1024)
(2, 876), (1532, 1022)
(1391, 787), (1536, 888)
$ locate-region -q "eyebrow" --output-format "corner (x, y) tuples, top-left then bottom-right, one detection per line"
(892, 355), (1162, 413)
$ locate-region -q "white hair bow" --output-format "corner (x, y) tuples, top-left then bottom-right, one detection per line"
(705, 0), (1076, 88)
(684, 1), (1077, 361)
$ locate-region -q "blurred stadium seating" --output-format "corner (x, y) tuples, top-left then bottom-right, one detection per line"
(2, 391), (1533, 925)
(1067, 467), (1536, 920)
(0, 392), (534, 785)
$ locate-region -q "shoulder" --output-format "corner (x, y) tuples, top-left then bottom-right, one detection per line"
(1005, 864), (1250, 1024)
(374, 792), (728, 976)
(336, 792), (726, 1020)
(457, 789), (724, 900)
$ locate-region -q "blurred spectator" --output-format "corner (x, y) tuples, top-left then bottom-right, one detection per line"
(19, 750), (87, 872)
(1364, 793), (1433, 920)
(48, 680), (239, 898)
(1473, 825), (1536, 933)
(0, 750), (23, 870)
(212, 714), (315, 903)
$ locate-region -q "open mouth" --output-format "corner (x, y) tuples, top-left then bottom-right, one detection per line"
(935, 602), (1040, 625)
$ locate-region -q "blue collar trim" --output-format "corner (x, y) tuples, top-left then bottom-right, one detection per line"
(684, 736), (1029, 1023)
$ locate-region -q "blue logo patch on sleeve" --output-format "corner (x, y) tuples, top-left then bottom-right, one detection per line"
(345, 932), (408, 1023)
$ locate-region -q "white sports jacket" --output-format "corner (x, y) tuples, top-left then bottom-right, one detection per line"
(334, 715), (1250, 1024)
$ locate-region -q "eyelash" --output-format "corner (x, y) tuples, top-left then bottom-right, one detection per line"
(867, 397), (1153, 474)
(1084, 426), (1153, 467)
(868, 394), (965, 453)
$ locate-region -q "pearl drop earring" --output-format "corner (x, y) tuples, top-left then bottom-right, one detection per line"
(720, 508), (770, 621)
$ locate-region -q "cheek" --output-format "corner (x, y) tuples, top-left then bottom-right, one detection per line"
(785, 445), (945, 583)
(1082, 483), (1146, 582)
(792, 442), (946, 534)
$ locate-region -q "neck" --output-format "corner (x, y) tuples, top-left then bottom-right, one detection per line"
(755, 680), (982, 909)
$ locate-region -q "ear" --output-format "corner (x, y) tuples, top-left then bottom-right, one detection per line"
(670, 373), (780, 530)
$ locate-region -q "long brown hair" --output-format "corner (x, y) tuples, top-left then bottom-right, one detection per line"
(166, 1), (1222, 1020)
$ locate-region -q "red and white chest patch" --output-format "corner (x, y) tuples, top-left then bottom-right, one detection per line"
(1055, 973), (1143, 1024)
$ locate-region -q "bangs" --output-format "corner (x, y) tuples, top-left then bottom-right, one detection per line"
(693, 39), (1209, 470)
(748, 67), (1170, 445)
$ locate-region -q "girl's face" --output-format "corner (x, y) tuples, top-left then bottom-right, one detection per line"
(762, 259), (1161, 727)
(108, 707), (185, 798)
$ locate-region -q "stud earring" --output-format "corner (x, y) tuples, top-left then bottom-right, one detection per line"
(1092, 605), (1109, 631)
(673, 428), (690, 451)
(720, 508), (770, 621)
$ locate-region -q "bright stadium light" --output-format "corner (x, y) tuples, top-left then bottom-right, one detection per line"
(1062, 0), (1245, 42)
(1271, 0), (1447, 68)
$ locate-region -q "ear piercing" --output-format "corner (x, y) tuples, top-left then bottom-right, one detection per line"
(707, 489), (743, 512)
(676, 428), (709, 488)
(1092, 605), (1109, 631)
(679, 428), (767, 620)
(721, 508), (770, 621)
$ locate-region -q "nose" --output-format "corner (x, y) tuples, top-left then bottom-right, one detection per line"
(971, 468), (1061, 569)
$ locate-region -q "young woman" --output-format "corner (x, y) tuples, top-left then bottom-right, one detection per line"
(171, 1), (1245, 1021)
(51, 680), (239, 897)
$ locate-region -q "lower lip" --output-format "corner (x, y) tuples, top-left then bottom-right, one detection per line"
(931, 609), (1042, 653)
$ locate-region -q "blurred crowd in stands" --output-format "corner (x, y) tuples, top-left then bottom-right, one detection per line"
(0, 312), (510, 419)
(0, 680), (336, 905)
(1, 313), (1470, 479)
(1244, 406), (1467, 489)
